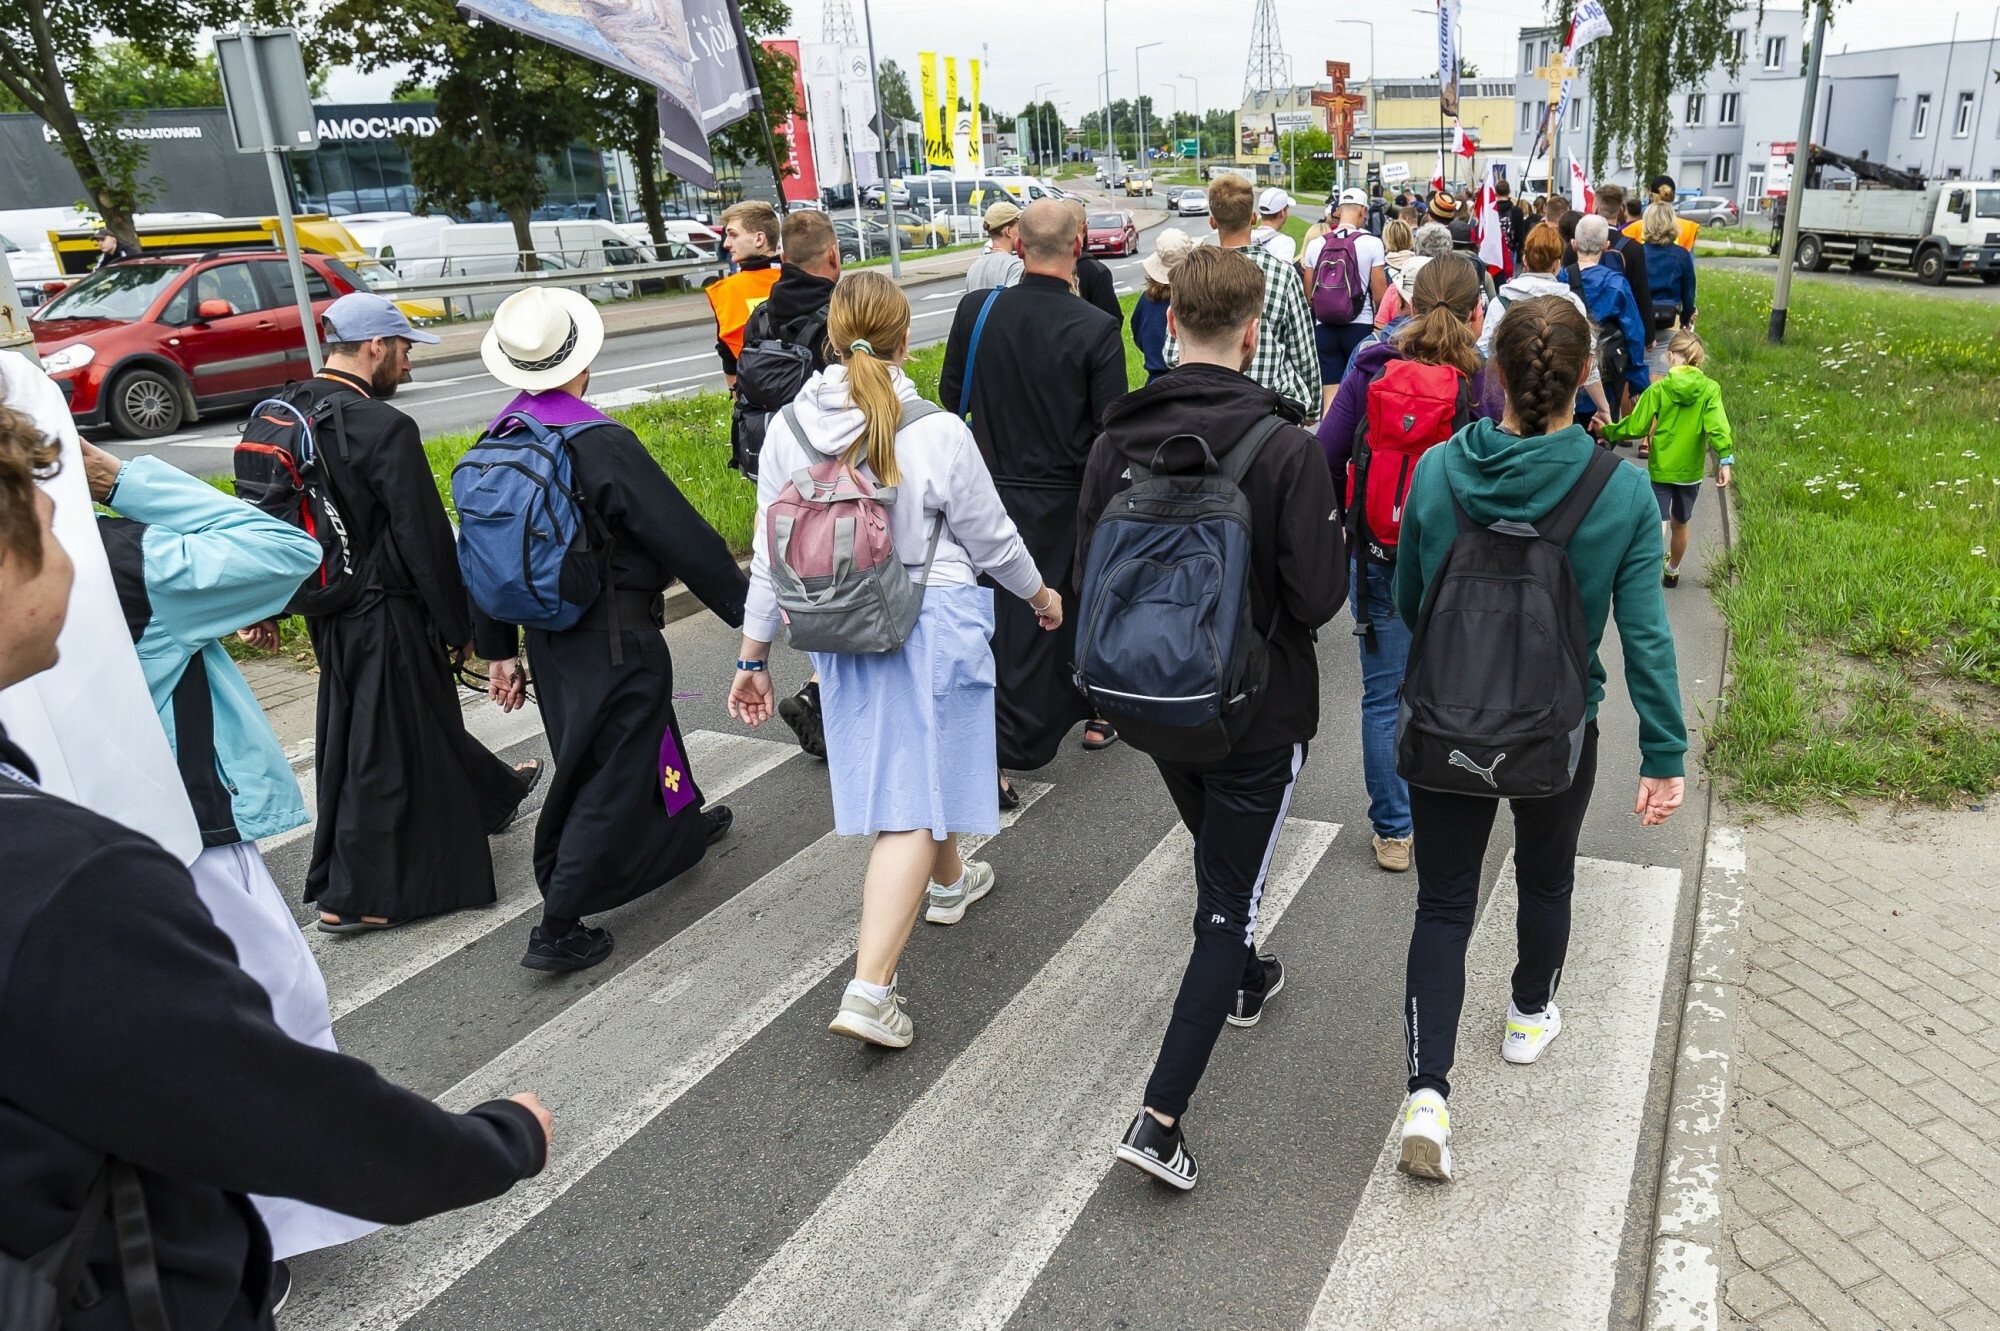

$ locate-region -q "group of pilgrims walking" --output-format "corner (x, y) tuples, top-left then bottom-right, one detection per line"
(0, 177), (1735, 1326)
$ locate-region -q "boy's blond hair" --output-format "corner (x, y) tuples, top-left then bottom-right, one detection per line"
(1667, 327), (1705, 368)
(720, 200), (781, 252)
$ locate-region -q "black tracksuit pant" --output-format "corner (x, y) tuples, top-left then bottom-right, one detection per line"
(1404, 722), (1600, 1099)
(1143, 743), (1304, 1119)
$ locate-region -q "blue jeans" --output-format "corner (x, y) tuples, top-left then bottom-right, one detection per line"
(1352, 559), (1412, 840)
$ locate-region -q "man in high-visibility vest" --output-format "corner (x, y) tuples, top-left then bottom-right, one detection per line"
(706, 201), (783, 392)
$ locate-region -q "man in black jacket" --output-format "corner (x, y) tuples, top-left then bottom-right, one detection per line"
(1064, 197), (1124, 321)
(940, 198), (1127, 782)
(1078, 245), (1345, 1191)
(0, 410), (550, 1330)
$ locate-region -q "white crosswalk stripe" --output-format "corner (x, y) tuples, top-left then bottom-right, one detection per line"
(312, 730), (801, 1021)
(705, 817), (1341, 1331)
(282, 780), (1055, 1331)
(1305, 855), (1682, 1331)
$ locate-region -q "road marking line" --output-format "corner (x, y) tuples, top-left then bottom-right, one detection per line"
(280, 781), (1055, 1331)
(309, 729), (800, 1021)
(706, 817), (1341, 1331)
(1306, 855), (1682, 1331)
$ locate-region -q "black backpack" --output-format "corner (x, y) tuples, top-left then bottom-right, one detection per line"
(1563, 265), (1629, 405)
(1073, 416), (1286, 763)
(1395, 448), (1620, 799)
(731, 305), (828, 478)
(232, 381), (368, 617)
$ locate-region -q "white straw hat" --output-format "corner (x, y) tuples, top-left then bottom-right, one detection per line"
(481, 286), (606, 392)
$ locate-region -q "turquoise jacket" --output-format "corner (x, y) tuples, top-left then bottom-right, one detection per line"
(1393, 420), (1688, 778)
(103, 456), (322, 842)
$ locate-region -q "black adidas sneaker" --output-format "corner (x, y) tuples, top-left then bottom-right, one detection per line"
(1115, 1109), (1198, 1190)
(1227, 953), (1286, 1028)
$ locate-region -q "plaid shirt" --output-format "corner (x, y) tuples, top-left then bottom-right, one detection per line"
(1164, 240), (1322, 418)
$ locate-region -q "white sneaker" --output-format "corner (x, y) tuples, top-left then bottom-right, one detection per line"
(1501, 1000), (1563, 1065)
(1397, 1089), (1453, 1181)
(924, 860), (996, 926)
(828, 977), (914, 1048)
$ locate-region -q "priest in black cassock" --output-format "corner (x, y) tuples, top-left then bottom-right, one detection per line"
(940, 199), (1129, 795)
(292, 295), (538, 934)
(473, 288), (750, 973)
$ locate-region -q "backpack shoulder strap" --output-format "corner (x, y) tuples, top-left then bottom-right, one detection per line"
(1537, 448), (1622, 547)
(958, 285), (1005, 418)
(1563, 264), (1584, 298)
(1219, 413), (1287, 486)
(896, 399), (946, 432)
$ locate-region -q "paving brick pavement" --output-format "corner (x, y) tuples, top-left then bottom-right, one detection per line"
(1721, 803), (2000, 1330)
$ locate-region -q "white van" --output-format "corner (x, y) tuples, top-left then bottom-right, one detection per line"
(340, 214), (457, 281)
(983, 175), (1067, 204)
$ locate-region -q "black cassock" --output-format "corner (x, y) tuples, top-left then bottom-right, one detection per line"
(475, 416), (747, 921)
(939, 273), (1130, 770)
(302, 374), (527, 922)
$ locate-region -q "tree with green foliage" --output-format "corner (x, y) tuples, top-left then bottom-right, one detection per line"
(1017, 99), (1063, 167)
(1277, 127), (1335, 197)
(875, 58), (917, 123)
(1584, 0), (1757, 181)
(0, 0), (293, 242)
(319, 0), (608, 269)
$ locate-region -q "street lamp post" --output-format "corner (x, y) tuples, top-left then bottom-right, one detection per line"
(1158, 82), (1179, 167)
(1135, 41), (1163, 170)
(858, 0), (901, 275)
(1770, 0), (1831, 343)
(1034, 80), (1056, 168)
(1178, 74), (1201, 181)
(1334, 18), (1376, 187)
(1101, 0), (1113, 169)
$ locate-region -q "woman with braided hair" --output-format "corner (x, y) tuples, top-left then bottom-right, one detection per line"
(1385, 294), (1688, 1182)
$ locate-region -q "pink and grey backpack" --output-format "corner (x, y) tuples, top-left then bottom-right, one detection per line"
(766, 399), (946, 653)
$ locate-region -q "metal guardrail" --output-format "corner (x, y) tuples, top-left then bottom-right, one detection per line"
(362, 251), (729, 323)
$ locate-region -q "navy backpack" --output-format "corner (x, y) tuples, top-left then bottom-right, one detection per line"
(451, 411), (613, 637)
(1073, 415), (1286, 763)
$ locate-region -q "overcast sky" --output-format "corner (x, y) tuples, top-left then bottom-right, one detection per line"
(327, 0), (2000, 117)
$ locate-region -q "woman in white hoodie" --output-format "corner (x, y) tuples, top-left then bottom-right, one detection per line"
(727, 271), (1063, 1049)
(1478, 221), (1612, 423)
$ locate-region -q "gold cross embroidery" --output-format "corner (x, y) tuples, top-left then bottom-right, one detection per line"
(662, 766), (682, 794)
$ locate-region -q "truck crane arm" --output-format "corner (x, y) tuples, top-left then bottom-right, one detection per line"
(1803, 145), (1927, 191)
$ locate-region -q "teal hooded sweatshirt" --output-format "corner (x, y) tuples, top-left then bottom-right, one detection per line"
(1392, 420), (1688, 779)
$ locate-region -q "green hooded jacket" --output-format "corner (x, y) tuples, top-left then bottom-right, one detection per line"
(1601, 363), (1735, 486)
(1392, 420), (1688, 779)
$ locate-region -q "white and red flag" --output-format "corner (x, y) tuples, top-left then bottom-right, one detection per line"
(1470, 164), (1513, 278)
(1451, 119), (1478, 158)
(1568, 151), (1595, 214)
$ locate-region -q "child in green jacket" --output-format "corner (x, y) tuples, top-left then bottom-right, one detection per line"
(1602, 328), (1735, 587)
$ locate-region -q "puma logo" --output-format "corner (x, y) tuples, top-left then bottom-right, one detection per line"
(1448, 749), (1505, 788)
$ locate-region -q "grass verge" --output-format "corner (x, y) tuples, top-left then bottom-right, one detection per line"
(1697, 266), (2000, 807)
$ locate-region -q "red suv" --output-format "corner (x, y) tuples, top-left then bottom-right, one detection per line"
(31, 251), (366, 438)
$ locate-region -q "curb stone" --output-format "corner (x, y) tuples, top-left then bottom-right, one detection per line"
(1643, 472), (1742, 1331)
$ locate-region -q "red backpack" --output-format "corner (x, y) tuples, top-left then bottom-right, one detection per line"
(1349, 357), (1475, 565)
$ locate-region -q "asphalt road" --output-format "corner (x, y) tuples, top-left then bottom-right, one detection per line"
(87, 232), (1174, 476)
(243, 211), (1730, 1327)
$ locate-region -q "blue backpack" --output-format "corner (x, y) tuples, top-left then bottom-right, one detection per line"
(451, 412), (613, 636)
(1073, 415), (1286, 763)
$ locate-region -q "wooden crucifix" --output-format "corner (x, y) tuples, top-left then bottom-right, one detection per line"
(1534, 48), (1577, 109)
(1311, 60), (1367, 159)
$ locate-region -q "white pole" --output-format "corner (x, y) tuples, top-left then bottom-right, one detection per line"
(1181, 75), (1201, 180)
(1770, 0), (1829, 342)
(859, 0), (901, 275)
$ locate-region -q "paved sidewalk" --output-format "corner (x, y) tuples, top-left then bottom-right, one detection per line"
(1720, 803), (2000, 1331)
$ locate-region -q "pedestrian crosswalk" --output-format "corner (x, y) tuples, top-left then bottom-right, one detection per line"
(266, 711), (1690, 1330)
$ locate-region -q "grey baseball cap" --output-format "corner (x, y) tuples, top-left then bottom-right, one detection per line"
(321, 291), (441, 345)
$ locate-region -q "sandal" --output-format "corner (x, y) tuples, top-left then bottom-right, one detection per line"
(1081, 721), (1120, 751)
(316, 914), (402, 935)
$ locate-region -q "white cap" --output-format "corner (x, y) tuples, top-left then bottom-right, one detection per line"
(1256, 187), (1295, 216)
(1337, 187), (1370, 209)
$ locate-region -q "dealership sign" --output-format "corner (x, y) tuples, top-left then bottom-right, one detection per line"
(315, 112), (442, 142)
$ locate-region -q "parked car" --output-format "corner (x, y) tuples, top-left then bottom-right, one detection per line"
(1676, 196), (1741, 227)
(833, 216), (894, 263)
(1085, 211), (1139, 258)
(863, 181), (913, 208)
(31, 251), (365, 439)
(1171, 189), (1210, 217)
(1123, 172), (1155, 197)
(786, 198), (825, 213)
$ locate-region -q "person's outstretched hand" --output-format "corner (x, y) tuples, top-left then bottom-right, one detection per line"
(1635, 776), (1685, 827)
(507, 1092), (553, 1151)
(728, 668), (775, 726)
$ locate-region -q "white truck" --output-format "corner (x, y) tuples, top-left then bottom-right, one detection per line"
(1783, 149), (2000, 285)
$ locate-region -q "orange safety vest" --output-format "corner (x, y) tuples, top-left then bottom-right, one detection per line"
(706, 266), (782, 360)
(1622, 217), (1700, 251)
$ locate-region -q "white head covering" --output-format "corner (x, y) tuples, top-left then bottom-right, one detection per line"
(0, 351), (200, 863)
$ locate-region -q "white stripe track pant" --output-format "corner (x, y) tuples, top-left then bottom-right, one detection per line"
(1142, 742), (1304, 1119)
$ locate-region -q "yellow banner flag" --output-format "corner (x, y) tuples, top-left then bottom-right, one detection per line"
(919, 52), (948, 169)
(969, 59), (982, 172)
(943, 56), (959, 167)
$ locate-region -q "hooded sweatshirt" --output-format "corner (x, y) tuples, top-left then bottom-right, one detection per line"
(1392, 419), (1687, 778)
(743, 365), (1041, 644)
(1077, 363), (1347, 752)
(757, 261), (838, 364)
(1602, 363), (1734, 485)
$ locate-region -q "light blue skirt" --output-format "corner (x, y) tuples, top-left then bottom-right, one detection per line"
(813, 582), (999, 839)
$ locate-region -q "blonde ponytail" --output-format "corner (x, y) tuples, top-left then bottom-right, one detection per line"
(826, 270), (913, 486)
